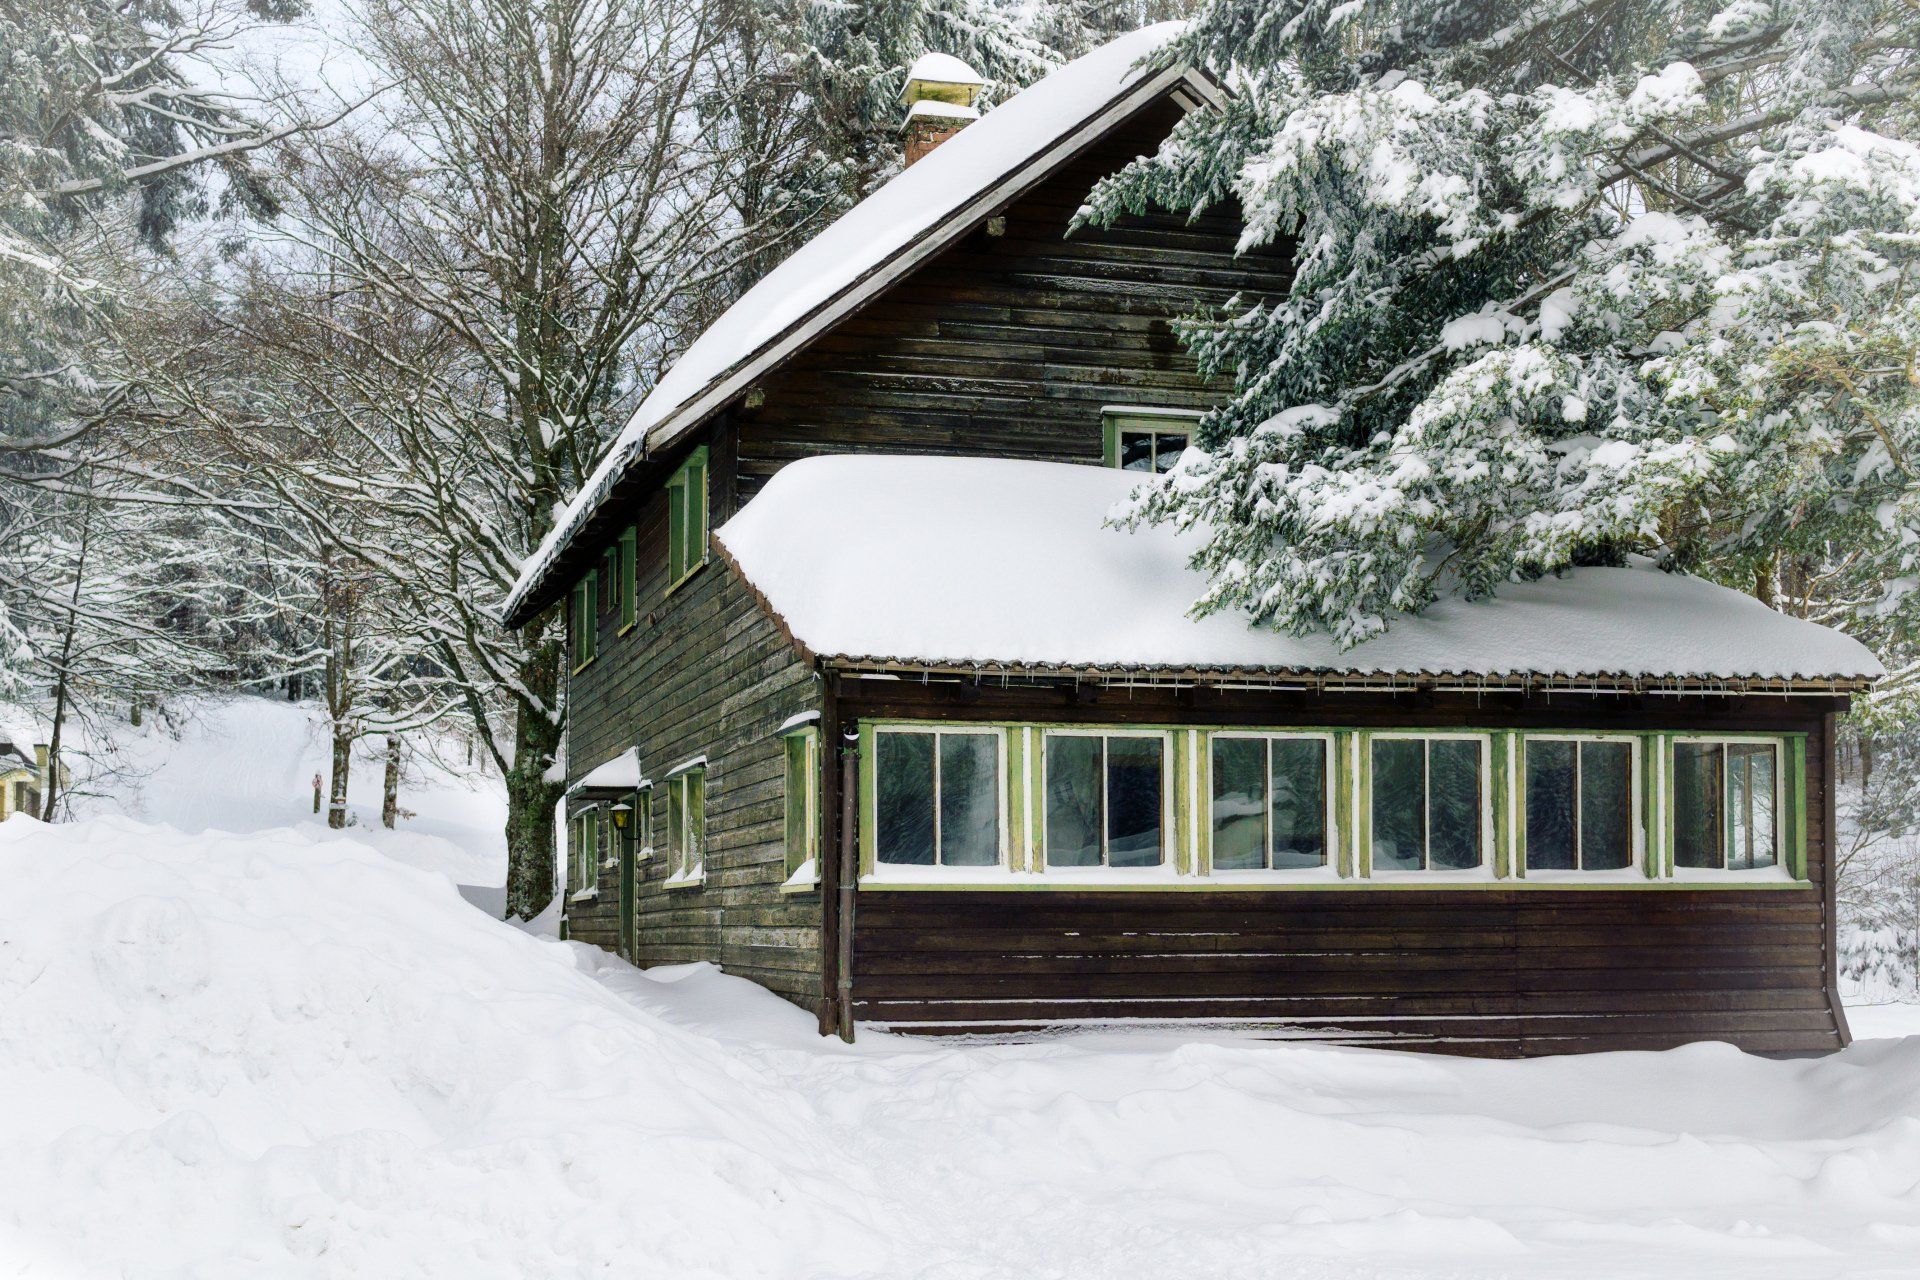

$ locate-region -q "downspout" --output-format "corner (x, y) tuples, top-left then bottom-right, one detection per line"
(1823, 710), (1852, 1049)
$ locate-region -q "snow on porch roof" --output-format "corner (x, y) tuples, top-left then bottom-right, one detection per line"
(571, 747), (645, 794)
(503, 23), (1207, 626)
(714, 455), (1885, 686)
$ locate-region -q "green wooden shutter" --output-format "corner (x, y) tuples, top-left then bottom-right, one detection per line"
(620, 526), (637, 628)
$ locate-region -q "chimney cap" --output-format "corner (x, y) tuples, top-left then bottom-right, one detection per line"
(902, 53), (986, 107)
(900, 98), (980, 130)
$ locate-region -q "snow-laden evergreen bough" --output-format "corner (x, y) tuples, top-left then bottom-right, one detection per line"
(1079, 0), (1920, 701)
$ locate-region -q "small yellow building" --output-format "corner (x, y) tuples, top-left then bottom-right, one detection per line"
(0, 719), (60, 820)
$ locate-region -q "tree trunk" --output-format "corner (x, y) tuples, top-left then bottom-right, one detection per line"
(41, 484), (93, 822)
(328, 728), (352, 829)
(382, 733), (401, 828)
(505, 696), (565, 920)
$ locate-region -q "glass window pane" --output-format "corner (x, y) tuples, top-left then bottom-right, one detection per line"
(1728, 744), (1777, 870)
(1579, 741), (1634, 871)
(876, 732), (935, 865)
(1270, 738), (1327, 869)
(1045, 736), (1103, 867)
(1525, 739), (1577, 871)
(1428, 739), (1482, 869)
(939, 734), (1000, 867)
(1674, 743), (1722, 869)
(1107, 736), (1164, 867)
(1154, 433), (1189, 473)
(784, 736), (809, 870)
(687, 775), (704, 867)
(668, 480), (686, 581)
(1371, 739), (1425, 871)
(1118, 430), (1157, 471)
(1211, 737), (1267, 871)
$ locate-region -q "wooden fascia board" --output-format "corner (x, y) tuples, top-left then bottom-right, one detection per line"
(504, 63), (1220, 628)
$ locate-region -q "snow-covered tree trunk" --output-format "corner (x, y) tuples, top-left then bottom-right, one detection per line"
(381, 733), (400, 829)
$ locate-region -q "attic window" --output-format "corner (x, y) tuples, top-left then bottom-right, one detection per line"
(667, 446), (709, 593)
(1102, 407), (1202, 473)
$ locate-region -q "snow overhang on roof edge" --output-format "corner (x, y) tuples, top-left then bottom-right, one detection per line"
(499, 42), (1221, 629)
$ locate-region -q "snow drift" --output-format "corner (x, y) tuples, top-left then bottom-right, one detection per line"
(5, 816), (1920, 1279)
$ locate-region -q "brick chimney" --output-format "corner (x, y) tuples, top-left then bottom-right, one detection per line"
(900, 53), (985, 166)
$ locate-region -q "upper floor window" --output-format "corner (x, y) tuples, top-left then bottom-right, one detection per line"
(1102, 407), (1201, 474)
(569, 574), (597, 672)
(618, 526), (637, 630)
(667, 446), (709, 591)
(569, 808), (599, 898)
(1369, 734), (1486, 873)
(1674, 739), (1779, 871)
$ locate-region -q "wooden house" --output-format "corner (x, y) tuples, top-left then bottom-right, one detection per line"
(502, 26), (1882, 1055)
(0, 715), (62, 821)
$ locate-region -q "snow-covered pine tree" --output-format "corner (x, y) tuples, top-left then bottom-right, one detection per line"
(1077, 0), (1919, 705)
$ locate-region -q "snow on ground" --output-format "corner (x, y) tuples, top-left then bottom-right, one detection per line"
(5, 816), (1920, 1280)
(66, 695), (506, 887)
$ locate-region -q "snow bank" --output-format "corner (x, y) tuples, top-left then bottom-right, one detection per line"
(506, 24), (1194, 623)
(7, 817), (1920, 1278)
(0, 817), (873, 1278)
(67, 696), (506, 886)
(717, 454), (1884, 682)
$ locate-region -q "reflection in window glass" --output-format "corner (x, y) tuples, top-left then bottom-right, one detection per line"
(876, 730), (1001, 867)
(1108, 737), (1164, 867)
(939, 733), (1000, 867)
(1270, 738), (1327, 869)
(1674, 741), (1780, 871)
(1370, 739), (1425, 872)
(1674, 742), (1721, 869)
(1581, 741), (1634, 870)
(876, 731), (934, 865)
(1525, 739), (1578, 870)
(1210, 737), (1266, 871)
(1210, 736), (1327, 871)
(1371, 737), (1484, 871)
(1044, 735), (1102, 867)
(1727, 744), (1778, 870)
(1526, 739), (1634, 872)
(1118, 431), (1157, 472)
(1045, 734), (1165, 868)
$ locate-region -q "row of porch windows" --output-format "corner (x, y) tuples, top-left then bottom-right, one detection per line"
(860, 725), (1800, 880)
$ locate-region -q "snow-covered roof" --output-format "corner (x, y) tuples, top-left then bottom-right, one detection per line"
(572, 747), (644, 794)
(715, 455), (1884, 685)
(905, 52), (985, 89)
(503, 24), (1210, 626)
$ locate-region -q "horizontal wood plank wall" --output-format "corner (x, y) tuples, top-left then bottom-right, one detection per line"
(732, 97), (1293, 498)
(841, 679), (1843, 1056)
(564, 440), (825, 1016)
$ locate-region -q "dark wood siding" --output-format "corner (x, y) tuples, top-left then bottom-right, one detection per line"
(841, 678), (1845, 1056)
(563, 430), (825, 1016)
(732, 97), (1293, 498)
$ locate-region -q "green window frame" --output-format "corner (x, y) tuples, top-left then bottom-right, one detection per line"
(618, 526), (638, 631)
(1101, 407), (1201, 473)
(871, 725), (1006, 870)
(569, 574), (597, 672)
(1669, 736), (1791, 874)
(1042, 728), (1169, 870)
(1207, 732), (1335, 873)
(666, 446), (709, 592)
(1519, 734), (1640, 875)
(665, 764), (706, 886)
(632, 784), (654, 857)
(569, 808), (599, 898)
(1363, 733), (1491, 875)
(782, 727), (820, 881)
